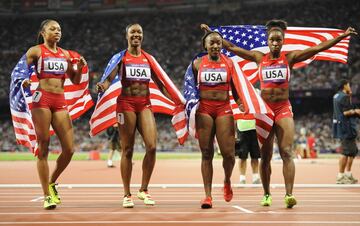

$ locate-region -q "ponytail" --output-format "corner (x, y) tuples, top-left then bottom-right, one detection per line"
(36, 19), (54, 44)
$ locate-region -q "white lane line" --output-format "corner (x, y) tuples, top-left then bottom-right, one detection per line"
(0, 211), (359, 215)
(232, 205), (254, 213)
(0, 220), (360, 224)
(1, 199), (360, 203)
(0, 184), (360, 188)
(2, 199), (360, 203)
(30, 196), (43, 202)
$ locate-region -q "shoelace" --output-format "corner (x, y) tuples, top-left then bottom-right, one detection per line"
(51, 184), (58, 195)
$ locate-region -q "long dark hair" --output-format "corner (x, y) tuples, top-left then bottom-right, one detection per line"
(265, 19), (287, 36)
(37, 19), (56, 44)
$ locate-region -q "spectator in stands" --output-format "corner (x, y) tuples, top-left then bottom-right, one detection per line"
(333, 79), (360, 184)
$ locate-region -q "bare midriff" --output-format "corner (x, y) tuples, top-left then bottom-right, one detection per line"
(261, 87), (289, 102)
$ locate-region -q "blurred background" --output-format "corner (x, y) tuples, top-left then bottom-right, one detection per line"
(0, 0), (359, 156)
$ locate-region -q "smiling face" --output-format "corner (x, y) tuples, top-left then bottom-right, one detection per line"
(267, 30), (284, 55)
(126, 24), (143, 48)
(41, 20), (61, 43)
(204, 33), (222, 61)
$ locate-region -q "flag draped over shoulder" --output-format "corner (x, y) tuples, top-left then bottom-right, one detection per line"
(89, 49), (188, 145)
(211, 25), (349, 84)
(183, 54), (274, 148)
(9, 51), (94, 155)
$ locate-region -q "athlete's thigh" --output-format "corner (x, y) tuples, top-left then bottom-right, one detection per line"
(137, 109), (157, 148)
(51, 110), (74, 152)
(117, 111), (137, 148)
(275, 117), (294, 149)
(31, 108), (52, 141)
(215, 115), (235, 153)
(196, 113), (216, 150)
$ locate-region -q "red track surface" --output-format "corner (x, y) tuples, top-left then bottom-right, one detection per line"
(0, 158), (359, 225)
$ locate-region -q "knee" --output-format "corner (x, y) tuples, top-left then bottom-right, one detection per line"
(122, 146), (134, 159)
(261, 151), (272, 163)
(221, 150), (235, 161)
(145, 144), (156, 155)
(280, 146), (295, 161)
(37, 137), (50, 149)
(201, 148), (214, 161)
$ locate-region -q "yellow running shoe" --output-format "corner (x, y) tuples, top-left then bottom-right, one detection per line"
(49, 183), (61, 204)
(123, 195), (134, 208)
(285, 194), (297, 208)
(260, 194), (272, 206)
(43, 196), (56, 210)
(137, 191), (155, 206)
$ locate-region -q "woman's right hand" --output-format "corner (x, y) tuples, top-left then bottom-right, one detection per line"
(22, 79), (31, 88)
(200, 24), (211, 32)
(96, 82), (107, 93)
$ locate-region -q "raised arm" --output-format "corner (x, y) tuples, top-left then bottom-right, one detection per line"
(200, 24), (263, 64)
(287, 27), (357, 67)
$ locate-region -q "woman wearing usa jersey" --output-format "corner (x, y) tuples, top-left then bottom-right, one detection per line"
(23, 19), (86, 209)
(191, 31), (242, 209)
(96, 24), (184, 208)
(201, 20), (357, 208)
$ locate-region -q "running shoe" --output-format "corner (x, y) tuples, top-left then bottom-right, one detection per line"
(336, 175), (352, 184)
(252, 178), (261, 184)
(137, 191), (155, 206)
(346, 175), (358, 184)
(123, 195), (134, 208)
(43, 196), (56, 210)
(223, 182), (233, 202)
(284, 194), (297, 208)
(201, 196), (212, 209)
(49, 183), (61, 204)
(260, 194), (272, 206)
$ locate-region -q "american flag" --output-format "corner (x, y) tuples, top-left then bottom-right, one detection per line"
(89, 50), (188, 145)
(212, 25), (349, 84)
(183, 54), (274, 147)
(10, 52), (94, 155)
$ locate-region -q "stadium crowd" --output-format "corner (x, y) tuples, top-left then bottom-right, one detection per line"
(1, 0), (359, 153)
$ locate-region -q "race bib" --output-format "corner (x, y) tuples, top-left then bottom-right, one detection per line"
(262, 65), (287, 83)
(200, 68), (227, 85)
(117, 113), (124, 125)
(43, 57), (68, 74)
(32, 91), (42, 103)
(125, 64), (151, 81)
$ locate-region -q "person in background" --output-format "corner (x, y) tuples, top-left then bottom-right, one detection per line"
(295, 127), (310, 159)
(235, 114), (261, 185)
(106, 124), (121, 168)
(333, 79), (360, 184)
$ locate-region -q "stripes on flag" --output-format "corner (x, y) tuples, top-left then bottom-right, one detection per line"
(89, 50), (188, 145)
(212, 25), (349, 84)
(183, 54), (274, 148)
(10, 51), (94, 155)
